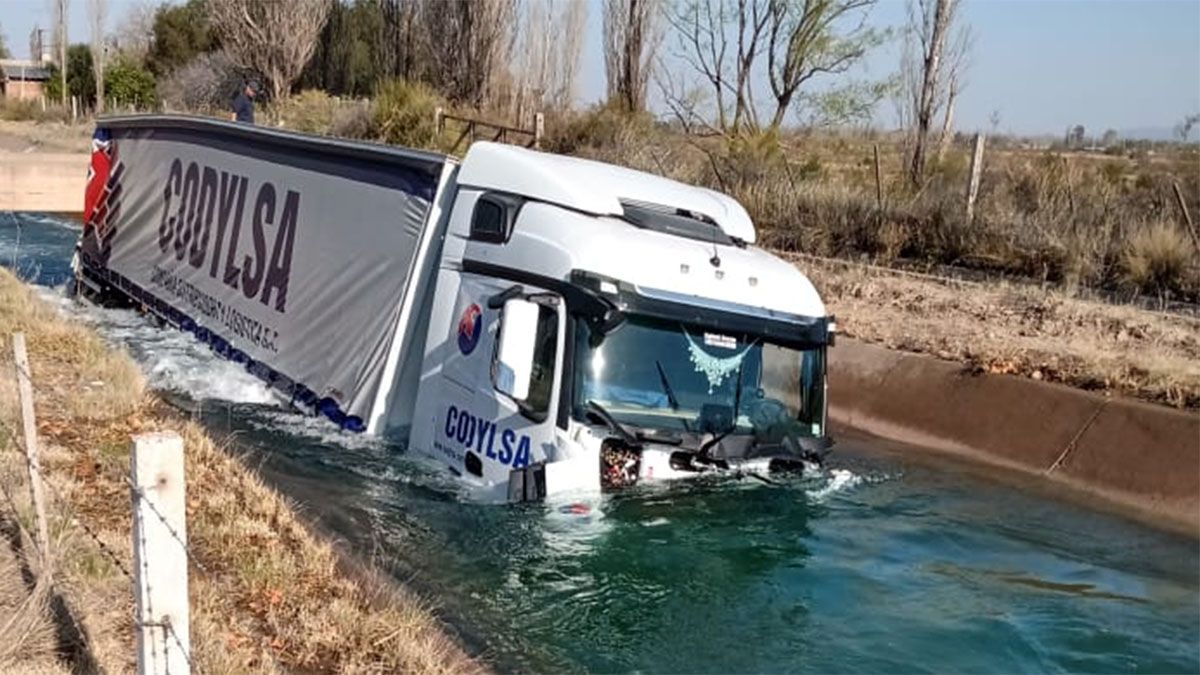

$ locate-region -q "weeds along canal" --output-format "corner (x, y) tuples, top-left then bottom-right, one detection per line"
(4, 212), (1199, 674)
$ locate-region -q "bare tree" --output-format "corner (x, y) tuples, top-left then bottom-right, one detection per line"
(510, 0), (587, 120)
(51, 0), (69, 102)
(418, 0), (517, 106)
(380, 0), (420, 82)
(765, 0), (883, 131)
(207, 0), (332, 101)
(903, 0), (970, 186)
(1175, 113), (1200, 143)
(87, 0), (107, 113)
(664, 0), (885, 136)
(112, 0), (155, 60)
(664, 0), (769, 134)
(604, 0), (664, 112)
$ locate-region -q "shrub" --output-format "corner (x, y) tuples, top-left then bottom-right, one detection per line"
(330, 100), (373, 139)
(544, 103), (658, 155)
(0, 99), (39, 121)
(158, 50), (246, 114)
(104, 59), (157, 109)
(372, 79), (444, 150)
(1123, 221), (1195, 297)
(274, 89), (337, 134)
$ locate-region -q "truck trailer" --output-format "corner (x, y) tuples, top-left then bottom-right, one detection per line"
(75, 115), (835, 502)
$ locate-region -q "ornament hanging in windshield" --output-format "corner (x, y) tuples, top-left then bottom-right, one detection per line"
(684, 329), (756, 394)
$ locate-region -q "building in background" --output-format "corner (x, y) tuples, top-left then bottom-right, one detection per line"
(0, 61), (52, 101)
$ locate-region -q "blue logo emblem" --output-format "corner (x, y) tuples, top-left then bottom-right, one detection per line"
(457, 303), (482, 355)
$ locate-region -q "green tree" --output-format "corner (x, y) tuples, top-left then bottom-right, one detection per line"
(105, 58), (157, 108)
(67, 44), (97, 107)
(42, 46), (97, 107)
(0, 24), (11, 59)
(299, 0), (385, 97)
(147, 0), (216, 76)
(44, 64), (63, 102)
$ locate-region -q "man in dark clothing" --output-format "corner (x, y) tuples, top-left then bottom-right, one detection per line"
(231, 80), (259, 124)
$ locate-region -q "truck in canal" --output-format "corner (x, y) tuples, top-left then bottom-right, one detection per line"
(74, 115), (835, 502)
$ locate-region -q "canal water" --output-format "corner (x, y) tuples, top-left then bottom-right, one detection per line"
(4, 212), (1199, 673)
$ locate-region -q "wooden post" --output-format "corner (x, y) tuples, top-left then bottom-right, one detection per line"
(40, 95), (47, 113)
(1172, 181), (1200, 255)
(873, 143), (883, 211)
(434, 106), (444, 136)
(12, 334), (50, 573)
(131, 432), (190, 675)
(534, 112), (545, 150)
(71, 96), (78, 124)
(965, 133), (986, 221)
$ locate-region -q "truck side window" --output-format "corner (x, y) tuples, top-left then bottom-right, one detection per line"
(524, 305), (558, 415)
(470, 193), (523, 243)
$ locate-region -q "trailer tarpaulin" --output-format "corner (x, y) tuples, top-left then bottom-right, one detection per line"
(78, 116), (450, 428)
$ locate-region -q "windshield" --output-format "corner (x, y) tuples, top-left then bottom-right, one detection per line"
(571, 316), (826, 439)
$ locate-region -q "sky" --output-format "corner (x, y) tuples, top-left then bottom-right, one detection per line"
(2, 0), (1197, 137)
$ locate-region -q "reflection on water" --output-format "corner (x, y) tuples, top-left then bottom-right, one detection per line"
(4, 212), (1199, 674)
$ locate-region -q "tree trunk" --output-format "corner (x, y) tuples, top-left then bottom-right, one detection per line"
(909, 0), (952, 187)
(936, 72), (957, 161)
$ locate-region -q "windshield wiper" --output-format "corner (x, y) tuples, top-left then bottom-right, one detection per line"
(655, 360), (680, 410)
(586, 400), (641, 446)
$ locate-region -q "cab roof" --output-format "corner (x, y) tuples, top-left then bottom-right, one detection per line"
(458, 142), (758, 244)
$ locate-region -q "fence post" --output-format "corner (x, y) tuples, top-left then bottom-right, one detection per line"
(1171, 181), (1200, 255)
(40, 95), (47, 112)
(12, 334), (50, 574)
(71, 96), (78, 124)
(434, 106), (444, 136)
(534, 112), (545, 150)
(131, 431), (191, 675)
(873, 143), (883, 211)
(965, 133), (986, 221)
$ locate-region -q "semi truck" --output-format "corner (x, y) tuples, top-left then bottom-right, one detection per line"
(75, 115), (835, 502)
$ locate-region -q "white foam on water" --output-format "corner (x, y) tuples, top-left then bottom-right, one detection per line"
(808, 468), (864, 502)
(247, 408), (387, 451)
(34, 285), (279, 405)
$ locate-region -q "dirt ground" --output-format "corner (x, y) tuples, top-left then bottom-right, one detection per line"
(793, 253), (1200, 410)
(0, 120), (93, 154)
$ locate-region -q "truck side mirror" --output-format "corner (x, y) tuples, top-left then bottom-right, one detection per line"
(493, 298), (540, 401)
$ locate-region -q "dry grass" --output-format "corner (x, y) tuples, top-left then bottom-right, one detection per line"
(0, 268), (481, 673)
(797, 254), (1200, 409)
(0, 119), (93, 154)
(1123, 221), (1197, 296)
(547, 107), (1200, 303)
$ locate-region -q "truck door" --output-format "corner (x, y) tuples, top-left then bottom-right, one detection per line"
(429, 275), (565, 497)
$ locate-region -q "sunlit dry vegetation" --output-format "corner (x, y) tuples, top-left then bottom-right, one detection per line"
(0, 269), (480, 673)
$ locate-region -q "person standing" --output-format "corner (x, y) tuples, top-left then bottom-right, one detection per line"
(230, 80), (260, 124)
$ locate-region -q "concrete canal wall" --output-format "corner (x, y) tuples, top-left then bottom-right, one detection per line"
(0, 152), (86, 213)
(829, 338), (1199, 534)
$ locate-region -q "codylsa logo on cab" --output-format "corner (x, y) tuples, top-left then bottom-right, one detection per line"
(457, 303), (482, 355)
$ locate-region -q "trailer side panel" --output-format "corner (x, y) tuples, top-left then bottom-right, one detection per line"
(79, 116), (449, 427)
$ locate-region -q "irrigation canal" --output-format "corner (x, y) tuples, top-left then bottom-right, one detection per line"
(4, 212), (1198, 674)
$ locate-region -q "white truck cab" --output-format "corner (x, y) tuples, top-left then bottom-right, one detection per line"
(75, 117), (834, 504)
(404, 144), (834, 502)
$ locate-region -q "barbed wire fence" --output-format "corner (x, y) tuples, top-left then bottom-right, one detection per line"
(1, 333), (197, 674)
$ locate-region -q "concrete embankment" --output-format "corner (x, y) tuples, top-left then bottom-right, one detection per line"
(0, 152), (86, 213)
(829, 338), (1200, 534)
